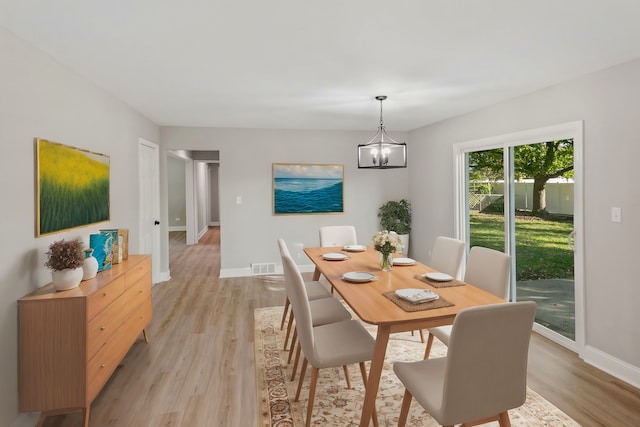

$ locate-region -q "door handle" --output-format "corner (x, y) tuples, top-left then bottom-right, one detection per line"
(154, 220), (160, 225)
(567, 230), (575, 251)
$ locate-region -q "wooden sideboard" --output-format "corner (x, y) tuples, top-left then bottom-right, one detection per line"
(18, 254), (152, 427)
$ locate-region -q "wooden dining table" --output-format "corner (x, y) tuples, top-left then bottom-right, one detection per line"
(304, 246), (506, 427)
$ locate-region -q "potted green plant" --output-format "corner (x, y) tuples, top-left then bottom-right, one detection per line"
(378, 199), (412, 254)
(44, 239), (85, 291)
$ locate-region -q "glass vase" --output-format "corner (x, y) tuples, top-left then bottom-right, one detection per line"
(379, 251), (393, 271)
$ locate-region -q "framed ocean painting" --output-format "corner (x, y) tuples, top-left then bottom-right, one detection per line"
(36, 138), (110, 236)
(273, 163), (344, 215)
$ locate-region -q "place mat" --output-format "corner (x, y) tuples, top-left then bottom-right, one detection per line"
(383, 290), (454, 312)
(413, 274), (465, 288)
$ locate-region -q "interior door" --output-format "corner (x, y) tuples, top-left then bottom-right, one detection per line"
(138, 138), (161, 283)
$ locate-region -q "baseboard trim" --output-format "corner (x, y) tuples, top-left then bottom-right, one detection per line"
(10, 412), (38, 427)
(168, 226), (186, 232)
(220, 267), (252, 278)
(220, 263), (315, 278)
(582, 344), (640, 389)
(297, 263), (315, 273)
(153, 270), (171, 285)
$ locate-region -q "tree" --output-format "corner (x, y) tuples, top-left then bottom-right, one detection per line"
(469, 139), (573, 215)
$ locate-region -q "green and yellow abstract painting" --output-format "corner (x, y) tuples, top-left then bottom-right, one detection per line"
(37, 138), (110, 236)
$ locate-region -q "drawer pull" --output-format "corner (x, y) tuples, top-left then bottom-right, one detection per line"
(102, 292), (107, 297)
(139, 290), (143, 293)
(100, 364), (106, 368)
(100, 326), (106, 331)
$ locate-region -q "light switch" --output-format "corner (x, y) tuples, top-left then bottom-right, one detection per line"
(236, 196), (242, 205)
(611, 207), (621, 223)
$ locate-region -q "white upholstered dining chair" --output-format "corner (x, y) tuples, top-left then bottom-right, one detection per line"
(413, 236), (466, 342)
(430, 236), (466, 280)
(277, 239), (352, 383)
(424, 245), (511, 359)
(395, 301), (536, 427)
(281, 251), (378, 427)
(318, 225), (357, 247)
(278, 238), (332, 332)
(317, 225), (358, 290)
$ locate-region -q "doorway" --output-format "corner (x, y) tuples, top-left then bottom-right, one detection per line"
(166, 150), (220, 273)
(454, 122), (584, 352)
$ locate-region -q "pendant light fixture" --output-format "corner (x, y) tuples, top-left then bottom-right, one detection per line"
(357, 95), (407, 169)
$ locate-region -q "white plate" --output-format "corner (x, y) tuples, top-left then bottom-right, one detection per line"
(395, 288), (439, 303)
(342, 271), (378, 283)
(322, 252), (348, 261)
(393, 257), (416, 266)
(424, 272), (453, 282)
(343, 244), (366, 252)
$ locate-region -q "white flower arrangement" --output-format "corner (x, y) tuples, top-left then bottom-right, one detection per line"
(371, 230), (403, 255)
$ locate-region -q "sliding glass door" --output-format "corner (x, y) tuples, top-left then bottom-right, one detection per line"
(455, 123), (584, 351)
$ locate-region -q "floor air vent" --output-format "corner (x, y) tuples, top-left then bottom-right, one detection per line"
(251, 263), (276, 275)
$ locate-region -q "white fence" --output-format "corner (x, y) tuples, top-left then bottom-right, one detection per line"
(470, 181), (574, 215)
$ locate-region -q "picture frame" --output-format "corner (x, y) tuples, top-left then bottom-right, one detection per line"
(273, 163), (344, 215)
(36, 138), (110, 236)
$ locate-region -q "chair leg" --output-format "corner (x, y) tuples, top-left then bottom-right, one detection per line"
(288, 329), (297, 364)
(295, 357), (308, 401)
(359, 362), (379, 427)
(398, 388), (413, 427)
(423, 332), (435, 359)
(342, 365), (351, 389)
(410, 329), (425, 343)
(291, 343), (302, 381)
(284, 313), (294, 350)
(305, 367), (320, 427)
(498, 411), (512, 427)
(280, 298), (290, 330)
(461, 413), (508, 427)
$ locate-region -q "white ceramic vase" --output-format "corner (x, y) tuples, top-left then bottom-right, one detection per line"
(398, 234), (410, 255)
(82, 249), (99, 281)
(51, 267), (83, 291)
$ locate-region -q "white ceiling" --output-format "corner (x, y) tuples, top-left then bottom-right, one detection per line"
(2, 1), (640, 131)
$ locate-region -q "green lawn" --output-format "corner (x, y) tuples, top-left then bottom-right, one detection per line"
(469, 212), (574, 281)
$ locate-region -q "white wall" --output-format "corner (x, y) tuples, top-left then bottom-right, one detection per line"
(408, 57), (640, 386)
(0, 27), (159, 426)
(195, 160), (209, 236)
(160, 127), (410, 276)
(209, 163), (220, 224)
(167, 155), (187, 230)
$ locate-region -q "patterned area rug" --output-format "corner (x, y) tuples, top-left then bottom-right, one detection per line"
(254, 306), (580, 427)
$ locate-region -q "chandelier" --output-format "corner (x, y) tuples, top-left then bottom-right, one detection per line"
(357, 95), (407, 169)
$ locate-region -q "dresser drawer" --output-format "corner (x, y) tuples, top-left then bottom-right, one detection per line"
(129, 298), (153, 332)
(126, 258), (152, 288)
(126, 272), (152, 307)
(87, 294), (129, 360)
(87, 322), (139, 401)
(87, 275), (125, 320)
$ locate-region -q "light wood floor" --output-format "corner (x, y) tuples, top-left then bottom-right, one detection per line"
(42, 227), (640, 427)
